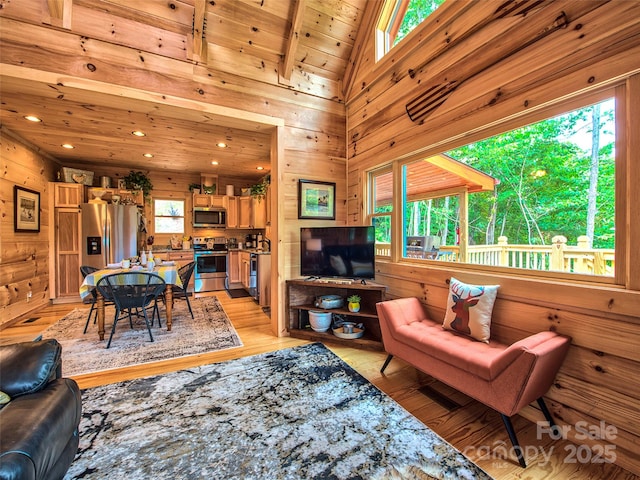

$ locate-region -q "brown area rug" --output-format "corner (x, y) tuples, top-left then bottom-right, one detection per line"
(40, 296), (242, 376)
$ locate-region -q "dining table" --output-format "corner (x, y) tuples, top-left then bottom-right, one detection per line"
(79, 264), (183, 341)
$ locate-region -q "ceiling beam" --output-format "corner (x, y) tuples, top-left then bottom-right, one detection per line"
(0, 64), (284, 130)
(45, 0), (72, 29)
(279, 0), (306, 83)
(191, 0), (208, 64)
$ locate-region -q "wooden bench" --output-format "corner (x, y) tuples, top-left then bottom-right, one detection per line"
(376, 296), (571, 467)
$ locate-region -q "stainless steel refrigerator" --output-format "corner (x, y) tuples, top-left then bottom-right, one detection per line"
(81, 203), (138, 269)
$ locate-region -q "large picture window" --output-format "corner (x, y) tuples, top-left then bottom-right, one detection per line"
(371, 96), (616, 280)
(369, 168), (393, 257)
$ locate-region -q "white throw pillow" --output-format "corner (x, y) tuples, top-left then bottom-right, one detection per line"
(442, 277), (499, 343)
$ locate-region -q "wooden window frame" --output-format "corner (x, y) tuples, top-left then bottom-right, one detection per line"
(366, 86), (626, 285)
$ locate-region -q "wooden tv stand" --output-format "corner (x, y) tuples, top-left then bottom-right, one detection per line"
(286, 279), (387, 350)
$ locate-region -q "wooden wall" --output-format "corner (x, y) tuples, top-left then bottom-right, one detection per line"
(0, 1), (352, 335)
(0, 129), (58, 325)
(345, 1), (640, 474)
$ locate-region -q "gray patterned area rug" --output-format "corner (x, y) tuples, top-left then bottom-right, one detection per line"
(41, 296), (242, 377)
(65, 343), (492, 480)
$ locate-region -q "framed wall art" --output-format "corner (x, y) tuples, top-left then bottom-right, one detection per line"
(14, 186), (41, 233)
(298, 179), (336, 220)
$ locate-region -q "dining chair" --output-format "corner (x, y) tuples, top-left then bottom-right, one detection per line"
(96, 272), (166, 348)
(163, 261), (196, 319)
(80, 265), (116, 334)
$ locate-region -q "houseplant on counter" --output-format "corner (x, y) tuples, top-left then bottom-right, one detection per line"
(347, 295), (361, 313)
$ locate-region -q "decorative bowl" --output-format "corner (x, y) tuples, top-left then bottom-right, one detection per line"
(314, 295), (343, 309)
(333, 323), (364, 339)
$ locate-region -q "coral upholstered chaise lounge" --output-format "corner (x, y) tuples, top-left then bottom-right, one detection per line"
(376, 296), (571, 467)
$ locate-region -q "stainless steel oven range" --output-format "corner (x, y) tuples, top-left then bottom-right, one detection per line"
(193, 237), (227, 292)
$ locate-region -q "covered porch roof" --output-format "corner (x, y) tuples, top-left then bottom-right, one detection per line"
(375, 154), (499, 205)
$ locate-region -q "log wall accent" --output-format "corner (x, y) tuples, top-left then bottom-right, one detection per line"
(0, 129), (58, 325)
(345, 1), (640, 474)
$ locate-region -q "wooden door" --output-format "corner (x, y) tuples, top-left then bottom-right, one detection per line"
(240, 251), (251, 289)
(228, 250), (241, 283)
(54, 183), (85, 207)
(238, 197), (252, 228)
(224, 196), (238, 228)
(55, 208), (82, 297)
(193, 194), (211, 207)
(252, 197), (266, 228)
(265, 186), (271, 226)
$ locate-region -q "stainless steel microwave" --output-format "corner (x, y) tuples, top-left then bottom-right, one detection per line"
(193, 207), (226, 228)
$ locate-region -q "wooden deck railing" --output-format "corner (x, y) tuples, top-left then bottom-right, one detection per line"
(375, 235), (615, 275)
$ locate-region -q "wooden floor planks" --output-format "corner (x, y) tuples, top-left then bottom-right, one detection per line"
(1, 291), (637, 480)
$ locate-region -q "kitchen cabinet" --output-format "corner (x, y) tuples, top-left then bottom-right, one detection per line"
(265, 185), (271, 226)
(238, 197), (251, 228)
(55, 207), (83, 298)
(166, 250), (194, 263)
(253, 196), (267, 228)
(152, 250), (195, 291)
(286, 280), (387, 351)
(240, 251), (252, 290)
(224, 196), (238, 228)
(238, 196), (266, 229)
(193, 194), (224, 208)
(54, 183), (85, 207)
(169, 251), (195, 292)
(227, 250), (241, 284)
(256, 253), (271, 307)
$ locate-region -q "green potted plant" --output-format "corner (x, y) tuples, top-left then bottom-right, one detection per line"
(250, 174), (270, 201)
(347, 294), (361, 313)
(122, 170), (153, 198)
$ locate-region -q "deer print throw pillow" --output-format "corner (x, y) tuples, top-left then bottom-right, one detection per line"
(442, 277), (499, 343)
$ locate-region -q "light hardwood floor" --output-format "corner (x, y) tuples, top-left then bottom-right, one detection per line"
(2, 292), (636, 480)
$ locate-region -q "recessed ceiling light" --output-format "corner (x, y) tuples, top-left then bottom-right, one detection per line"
(217, 142), (227, 148)
(61, 144), (75, 149)
(131, 130), (146, 137)
(143, 153), (154, 158)
(24, 115), (42, 122)
(211, 161), (219, 165)
(256, 166), (264, 170)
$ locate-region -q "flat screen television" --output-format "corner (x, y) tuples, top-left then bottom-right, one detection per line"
(300, 226), (375, 280)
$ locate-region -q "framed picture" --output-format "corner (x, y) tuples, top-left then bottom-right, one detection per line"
(298, 179), (336, 220)
(14, 186), (40, 232)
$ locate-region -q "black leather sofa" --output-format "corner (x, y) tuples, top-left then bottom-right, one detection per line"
(0, 339), (82, 480)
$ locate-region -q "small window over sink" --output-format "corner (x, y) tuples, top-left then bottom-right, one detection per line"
(154, 199), (185, 234)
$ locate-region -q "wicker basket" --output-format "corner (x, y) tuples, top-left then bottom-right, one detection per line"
(61, 167), (94, 185)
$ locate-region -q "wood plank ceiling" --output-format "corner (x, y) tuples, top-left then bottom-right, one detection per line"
(0, 0), (368, 181)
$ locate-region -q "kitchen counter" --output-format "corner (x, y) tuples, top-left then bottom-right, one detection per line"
(150, 248), (194, 254)
(228, 248), (271, 255)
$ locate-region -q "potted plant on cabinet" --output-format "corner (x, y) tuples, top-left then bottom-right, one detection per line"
(122, 170), (153, 198)
(250, 174), (270, 201)
(347, 294), (361, 313)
